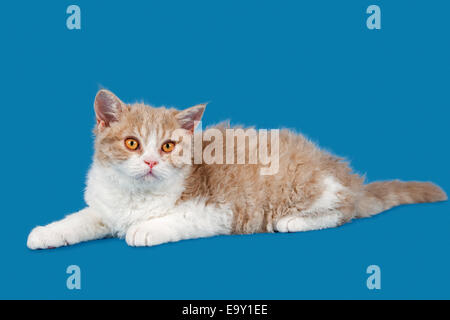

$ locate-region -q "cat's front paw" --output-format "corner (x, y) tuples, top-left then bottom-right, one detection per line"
(125, 222), (172, 247)
(27, 226), (68, 250)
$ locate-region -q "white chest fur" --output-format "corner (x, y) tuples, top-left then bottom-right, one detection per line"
(84, 163), (233, 238)
(84, 163), (184, 236)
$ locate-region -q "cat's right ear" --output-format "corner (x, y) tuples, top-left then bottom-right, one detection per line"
(94, 89), (125, 129)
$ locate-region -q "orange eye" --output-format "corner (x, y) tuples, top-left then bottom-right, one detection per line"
(161, 141), (175, 153)
(125, 138), (139, 150)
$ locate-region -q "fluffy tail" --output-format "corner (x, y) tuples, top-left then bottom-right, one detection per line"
(356, 180), (447, 218)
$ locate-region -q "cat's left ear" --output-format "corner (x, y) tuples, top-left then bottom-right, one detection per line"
(176, 103), (207, 133)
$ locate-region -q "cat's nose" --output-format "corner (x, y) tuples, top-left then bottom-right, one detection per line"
(144, 160), (158, 168)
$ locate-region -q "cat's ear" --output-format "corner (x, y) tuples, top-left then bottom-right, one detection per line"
(94, 89), (125, 128)
(176, 103), (206, 133)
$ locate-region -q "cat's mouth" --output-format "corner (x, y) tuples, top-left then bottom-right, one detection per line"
(141, 170), (159, 180)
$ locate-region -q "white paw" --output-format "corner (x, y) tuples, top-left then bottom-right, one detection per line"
(125, 223), (172, 247)
(274, 216), (308, 233)
(27, 226), (68, 250)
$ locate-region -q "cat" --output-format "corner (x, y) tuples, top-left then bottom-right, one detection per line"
(27, 89), (447, 249)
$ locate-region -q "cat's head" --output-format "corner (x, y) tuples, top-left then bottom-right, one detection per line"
(93, 89), (205, 188)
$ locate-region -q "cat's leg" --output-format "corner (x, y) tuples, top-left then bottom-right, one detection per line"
(27, 208), (110, 250)
(126, 203), (233, 247)
(274, 211), (342, 232)
(275, 175), (357, 233)
(274, 203), (355, 233)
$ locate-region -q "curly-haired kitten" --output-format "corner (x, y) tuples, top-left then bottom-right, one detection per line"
(27, 90), (447, 249)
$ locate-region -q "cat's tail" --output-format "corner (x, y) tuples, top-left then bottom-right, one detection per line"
(355, 180), (447, 218)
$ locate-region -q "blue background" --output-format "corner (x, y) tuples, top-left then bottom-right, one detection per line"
(0, 0), (449, 299)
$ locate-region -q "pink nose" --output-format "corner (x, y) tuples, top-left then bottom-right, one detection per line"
(144, 160), (158, 168)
